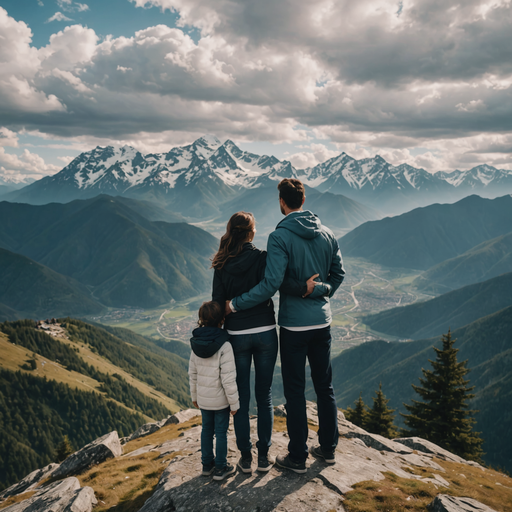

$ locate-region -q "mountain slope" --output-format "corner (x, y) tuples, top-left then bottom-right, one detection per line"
(0, 197), (218, 308)
(330, 306), (512, 471)
(0, 317), (193, 491)
(339, 195), (512, 270)
(364, 271), (512, 339)
(0, 248), (104, 320)
(414, 231), (512, 293)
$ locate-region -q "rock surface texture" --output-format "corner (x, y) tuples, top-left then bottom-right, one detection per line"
(134, 402), (481, 512)
(427, 494), (498, 512)
(164, 409), (201, 425)
(52, 431), (123, 479)
(1, 477), (97, 512)
(0, 463), (59, 499)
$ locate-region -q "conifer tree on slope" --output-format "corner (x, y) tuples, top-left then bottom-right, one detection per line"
(345, 393), (369, 429)
(365, 383), (398, 439)
(401, 330), (483, 461)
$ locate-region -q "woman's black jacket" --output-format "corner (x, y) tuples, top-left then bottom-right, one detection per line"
(212, 242), (306, 332)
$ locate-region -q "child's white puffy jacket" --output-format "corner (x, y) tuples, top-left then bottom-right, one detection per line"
(189, 328), (239, 411)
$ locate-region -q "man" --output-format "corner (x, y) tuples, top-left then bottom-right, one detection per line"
(227, 178), (345, 473)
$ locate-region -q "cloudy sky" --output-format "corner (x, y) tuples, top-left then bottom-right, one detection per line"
(1, 0), (512, 182)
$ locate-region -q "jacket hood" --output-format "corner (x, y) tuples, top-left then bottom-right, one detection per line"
(221, 243), (263, 275)
(276, 210), (322, 239)
(190, 327), (230, 358)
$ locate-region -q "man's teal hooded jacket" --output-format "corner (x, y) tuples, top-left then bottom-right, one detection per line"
(232, 210), (345, 327)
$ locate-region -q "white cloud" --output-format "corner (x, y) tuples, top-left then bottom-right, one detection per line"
(77, 3), (89, 12)
(0, 147), (60, 179)
(46, 12), (73, 23)
(57, 155), (75, 164)
(287, 143), (339, 168)
(0, 127), (19, 147)
(1, 2), (512, 173)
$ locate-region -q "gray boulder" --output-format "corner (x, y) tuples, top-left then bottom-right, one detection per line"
(125, 418), (168, 442)
(1, 477), (96, 512)
(344, 431), (413, 454)
(427, 494), (498, 512)
(164, 409), (201, 426)
(0, 463), (59, 499)
(52, 431), (122, 479)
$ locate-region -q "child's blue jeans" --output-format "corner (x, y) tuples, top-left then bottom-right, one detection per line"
(201, 407), (230, 468)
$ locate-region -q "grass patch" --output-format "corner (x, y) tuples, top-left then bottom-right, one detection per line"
(344, 459), (512, 512)
(0, 491), (36, 510)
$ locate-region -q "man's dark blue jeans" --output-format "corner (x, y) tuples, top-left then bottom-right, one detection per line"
(280, 326), (339, 463)
(200, 407), (230, 468)
(230, 328), (278, 457)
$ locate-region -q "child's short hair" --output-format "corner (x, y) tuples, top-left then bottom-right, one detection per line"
(198, 301), (224, 328)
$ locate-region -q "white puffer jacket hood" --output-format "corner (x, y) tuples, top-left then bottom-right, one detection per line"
(189, 327), (239, 411)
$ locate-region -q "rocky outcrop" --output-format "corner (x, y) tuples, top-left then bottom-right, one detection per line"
(136, 402), (472, 512)
(344, 431), (414, 454)
(394, 437), (477, 465)
(52, 431), (122, 479)
(1, 477), (96, 512)
(427, 494), (498, 512)
(164, 409), (201, 425)
(0, 463), (59, 499)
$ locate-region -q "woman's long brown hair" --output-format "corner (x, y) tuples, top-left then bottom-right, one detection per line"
(211, 211), (255, 270)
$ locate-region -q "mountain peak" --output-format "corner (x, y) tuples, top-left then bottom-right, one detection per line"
(194, 134), (222, 148)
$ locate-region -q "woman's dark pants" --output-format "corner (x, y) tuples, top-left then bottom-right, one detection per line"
(230, 328), (278, 457)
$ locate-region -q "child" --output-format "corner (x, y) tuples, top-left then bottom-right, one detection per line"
(189, 301), (239, 481)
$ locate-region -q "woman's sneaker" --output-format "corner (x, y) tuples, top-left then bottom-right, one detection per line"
(309, 445), (336, 465)
(256, 454), (275, 472)
(276, 454), (307, 474)
(213, 464), (236, 481)
(202, 461), (215, 476)
(237, 454), (252, 474)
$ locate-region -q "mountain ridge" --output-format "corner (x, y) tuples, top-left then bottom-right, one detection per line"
(5, 136), (512, 215)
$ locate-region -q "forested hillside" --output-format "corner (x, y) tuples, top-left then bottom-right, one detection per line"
(0, 369), (145, 492)
(414, 231), (512, 293)
(0, 248), (104, 319)
(0, 196), (218, 308)
(364, 272), (512, 339)
(330, 306), (512, 472)
(339, 195), (512, 270)
(0, 318), (194, 491)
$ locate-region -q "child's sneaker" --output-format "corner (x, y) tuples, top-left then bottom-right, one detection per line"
(202, 461), (215, 476)
(213, 463), (236, 481)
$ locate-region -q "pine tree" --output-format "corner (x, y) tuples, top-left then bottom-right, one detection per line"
(401, 330), (483, 462)
(55, 435), (74, 462)
(345, 393), (369, 429)
(365, 383), (398, 439)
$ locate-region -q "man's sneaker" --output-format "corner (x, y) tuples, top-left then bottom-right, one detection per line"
(213, 464), (236, 481)
(275, 454), (307, 474)
(237, 454), (252, 474)
(256, 454), (275, 472)
(309, 445), (336, 465)
(202, 461), (215, 476)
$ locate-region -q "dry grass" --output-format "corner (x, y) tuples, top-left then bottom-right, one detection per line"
(74, 418), (201, 512)
(0, 329), (180, 419)
(0, 491), (36, 510)
(344, 459), (512, 512)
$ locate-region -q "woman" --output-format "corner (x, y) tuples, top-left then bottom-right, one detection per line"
(212, 211), (314, 474)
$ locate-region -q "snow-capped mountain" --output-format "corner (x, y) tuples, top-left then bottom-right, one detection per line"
(6, 135), (512, 216)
